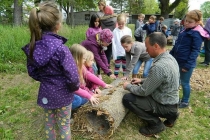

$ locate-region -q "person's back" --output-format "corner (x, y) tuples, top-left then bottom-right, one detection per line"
(171, 19), (180, 37)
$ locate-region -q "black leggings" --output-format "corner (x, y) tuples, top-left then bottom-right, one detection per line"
(105, 43), (112, 67)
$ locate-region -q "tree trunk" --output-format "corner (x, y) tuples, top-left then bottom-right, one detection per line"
(159, 0), (182, 19)
(70, 5), (74, 28)
(13, 0), (22, 26)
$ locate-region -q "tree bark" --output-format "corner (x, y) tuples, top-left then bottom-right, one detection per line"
(13, 0), (22, 26)
(159, 0), (182, 19)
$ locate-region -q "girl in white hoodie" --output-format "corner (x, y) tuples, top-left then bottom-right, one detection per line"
(112, 14), (132, 77)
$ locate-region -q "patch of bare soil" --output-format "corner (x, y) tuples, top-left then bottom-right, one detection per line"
(0, 73), (35, 91)
(191, 69), (210, 93)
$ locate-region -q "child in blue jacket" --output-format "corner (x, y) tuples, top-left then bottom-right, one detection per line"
(170, 10), (209, 108)
(142, 15), (156, 36)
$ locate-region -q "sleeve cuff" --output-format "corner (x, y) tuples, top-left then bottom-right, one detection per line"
(107, 72), (112, 76)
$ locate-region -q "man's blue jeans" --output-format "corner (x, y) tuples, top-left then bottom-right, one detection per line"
(72, 95), (88, 110)
(180, 67), (194, 103)
(132, 58), (153, 78)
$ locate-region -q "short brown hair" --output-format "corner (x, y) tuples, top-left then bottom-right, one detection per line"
(159, 16), (164, 21)
(121, 35), (133, 44)
(149, 15), (156, 21)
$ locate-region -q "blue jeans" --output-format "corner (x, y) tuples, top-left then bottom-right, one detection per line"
(92, 62), (98, 75)
(72, 95), (88, 110)
(180, 67), (194, 103)
(132, 58), (153, 78)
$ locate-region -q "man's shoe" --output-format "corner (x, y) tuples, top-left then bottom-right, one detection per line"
(163, 112), (180, 127)
(139, 122), (165, 137)
(179, 102), (189, 108)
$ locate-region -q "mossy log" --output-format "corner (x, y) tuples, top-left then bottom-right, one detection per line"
(72, 79), (129, 139)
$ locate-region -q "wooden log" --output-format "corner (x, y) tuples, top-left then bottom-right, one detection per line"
(72, 79), (130, 139)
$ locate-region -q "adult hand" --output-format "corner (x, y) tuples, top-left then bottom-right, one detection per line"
(105, 84), (113, 88)
(131, 78), (141, 84)
(94, 88), (102, 95)
(89, 96), (99, 105)
(181, 68), (187, 72)
(110, 74), (116, 79)
(123, 81), (130, 89)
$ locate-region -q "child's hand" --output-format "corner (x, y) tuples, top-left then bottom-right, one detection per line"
(121, 76), (128, 80)
(93, 93), (101, 98)
(110, 74), (116, 79)
(105, 84), (113, 88)
(90, 96), (99, 105)
(94, 88), (101, 95)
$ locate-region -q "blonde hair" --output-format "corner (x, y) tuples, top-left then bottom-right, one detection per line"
(186, 10), (203, 27)
(85, 51), (94, 65)
(29, 1), (62, 59)
(138, 13), (145, 18)
(98, 0), (106, 6)
(121, 35), (133, 44)
(117, 14), (126, 22)
(69, 44), (87, 84)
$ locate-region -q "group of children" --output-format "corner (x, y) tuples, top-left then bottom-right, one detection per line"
(22, 0), (210, 139)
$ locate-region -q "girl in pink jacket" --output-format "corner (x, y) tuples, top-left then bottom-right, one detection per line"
(70, 44), (112, 110)
(85, 50), (112, 94)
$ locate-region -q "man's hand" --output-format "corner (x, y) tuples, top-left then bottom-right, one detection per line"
(123, 81), (130, 89)
(131, 78), (141, 84)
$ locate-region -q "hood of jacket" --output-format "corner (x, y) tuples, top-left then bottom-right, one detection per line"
(22, 32), (67, 68)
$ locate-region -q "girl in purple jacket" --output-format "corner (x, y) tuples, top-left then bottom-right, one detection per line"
(81, 29), (116, 79)
(22, 2), (79, 139)
(86, 14), (102, 38)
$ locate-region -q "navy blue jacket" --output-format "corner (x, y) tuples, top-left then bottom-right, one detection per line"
(142, 23), (156, 36)
(170, 28), (203, 70)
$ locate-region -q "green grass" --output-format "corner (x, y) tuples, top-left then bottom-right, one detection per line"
(1, 24), (210, 139)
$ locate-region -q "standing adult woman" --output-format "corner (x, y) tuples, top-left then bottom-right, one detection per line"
(97, 0), (117, 69)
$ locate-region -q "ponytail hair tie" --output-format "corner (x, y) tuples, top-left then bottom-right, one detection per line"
(36, 7), (40, 12)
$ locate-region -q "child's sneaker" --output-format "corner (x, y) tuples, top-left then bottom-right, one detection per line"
(179, 102), (189, 108)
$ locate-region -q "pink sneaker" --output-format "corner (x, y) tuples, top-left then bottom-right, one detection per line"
(98, 75), (102, 80)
